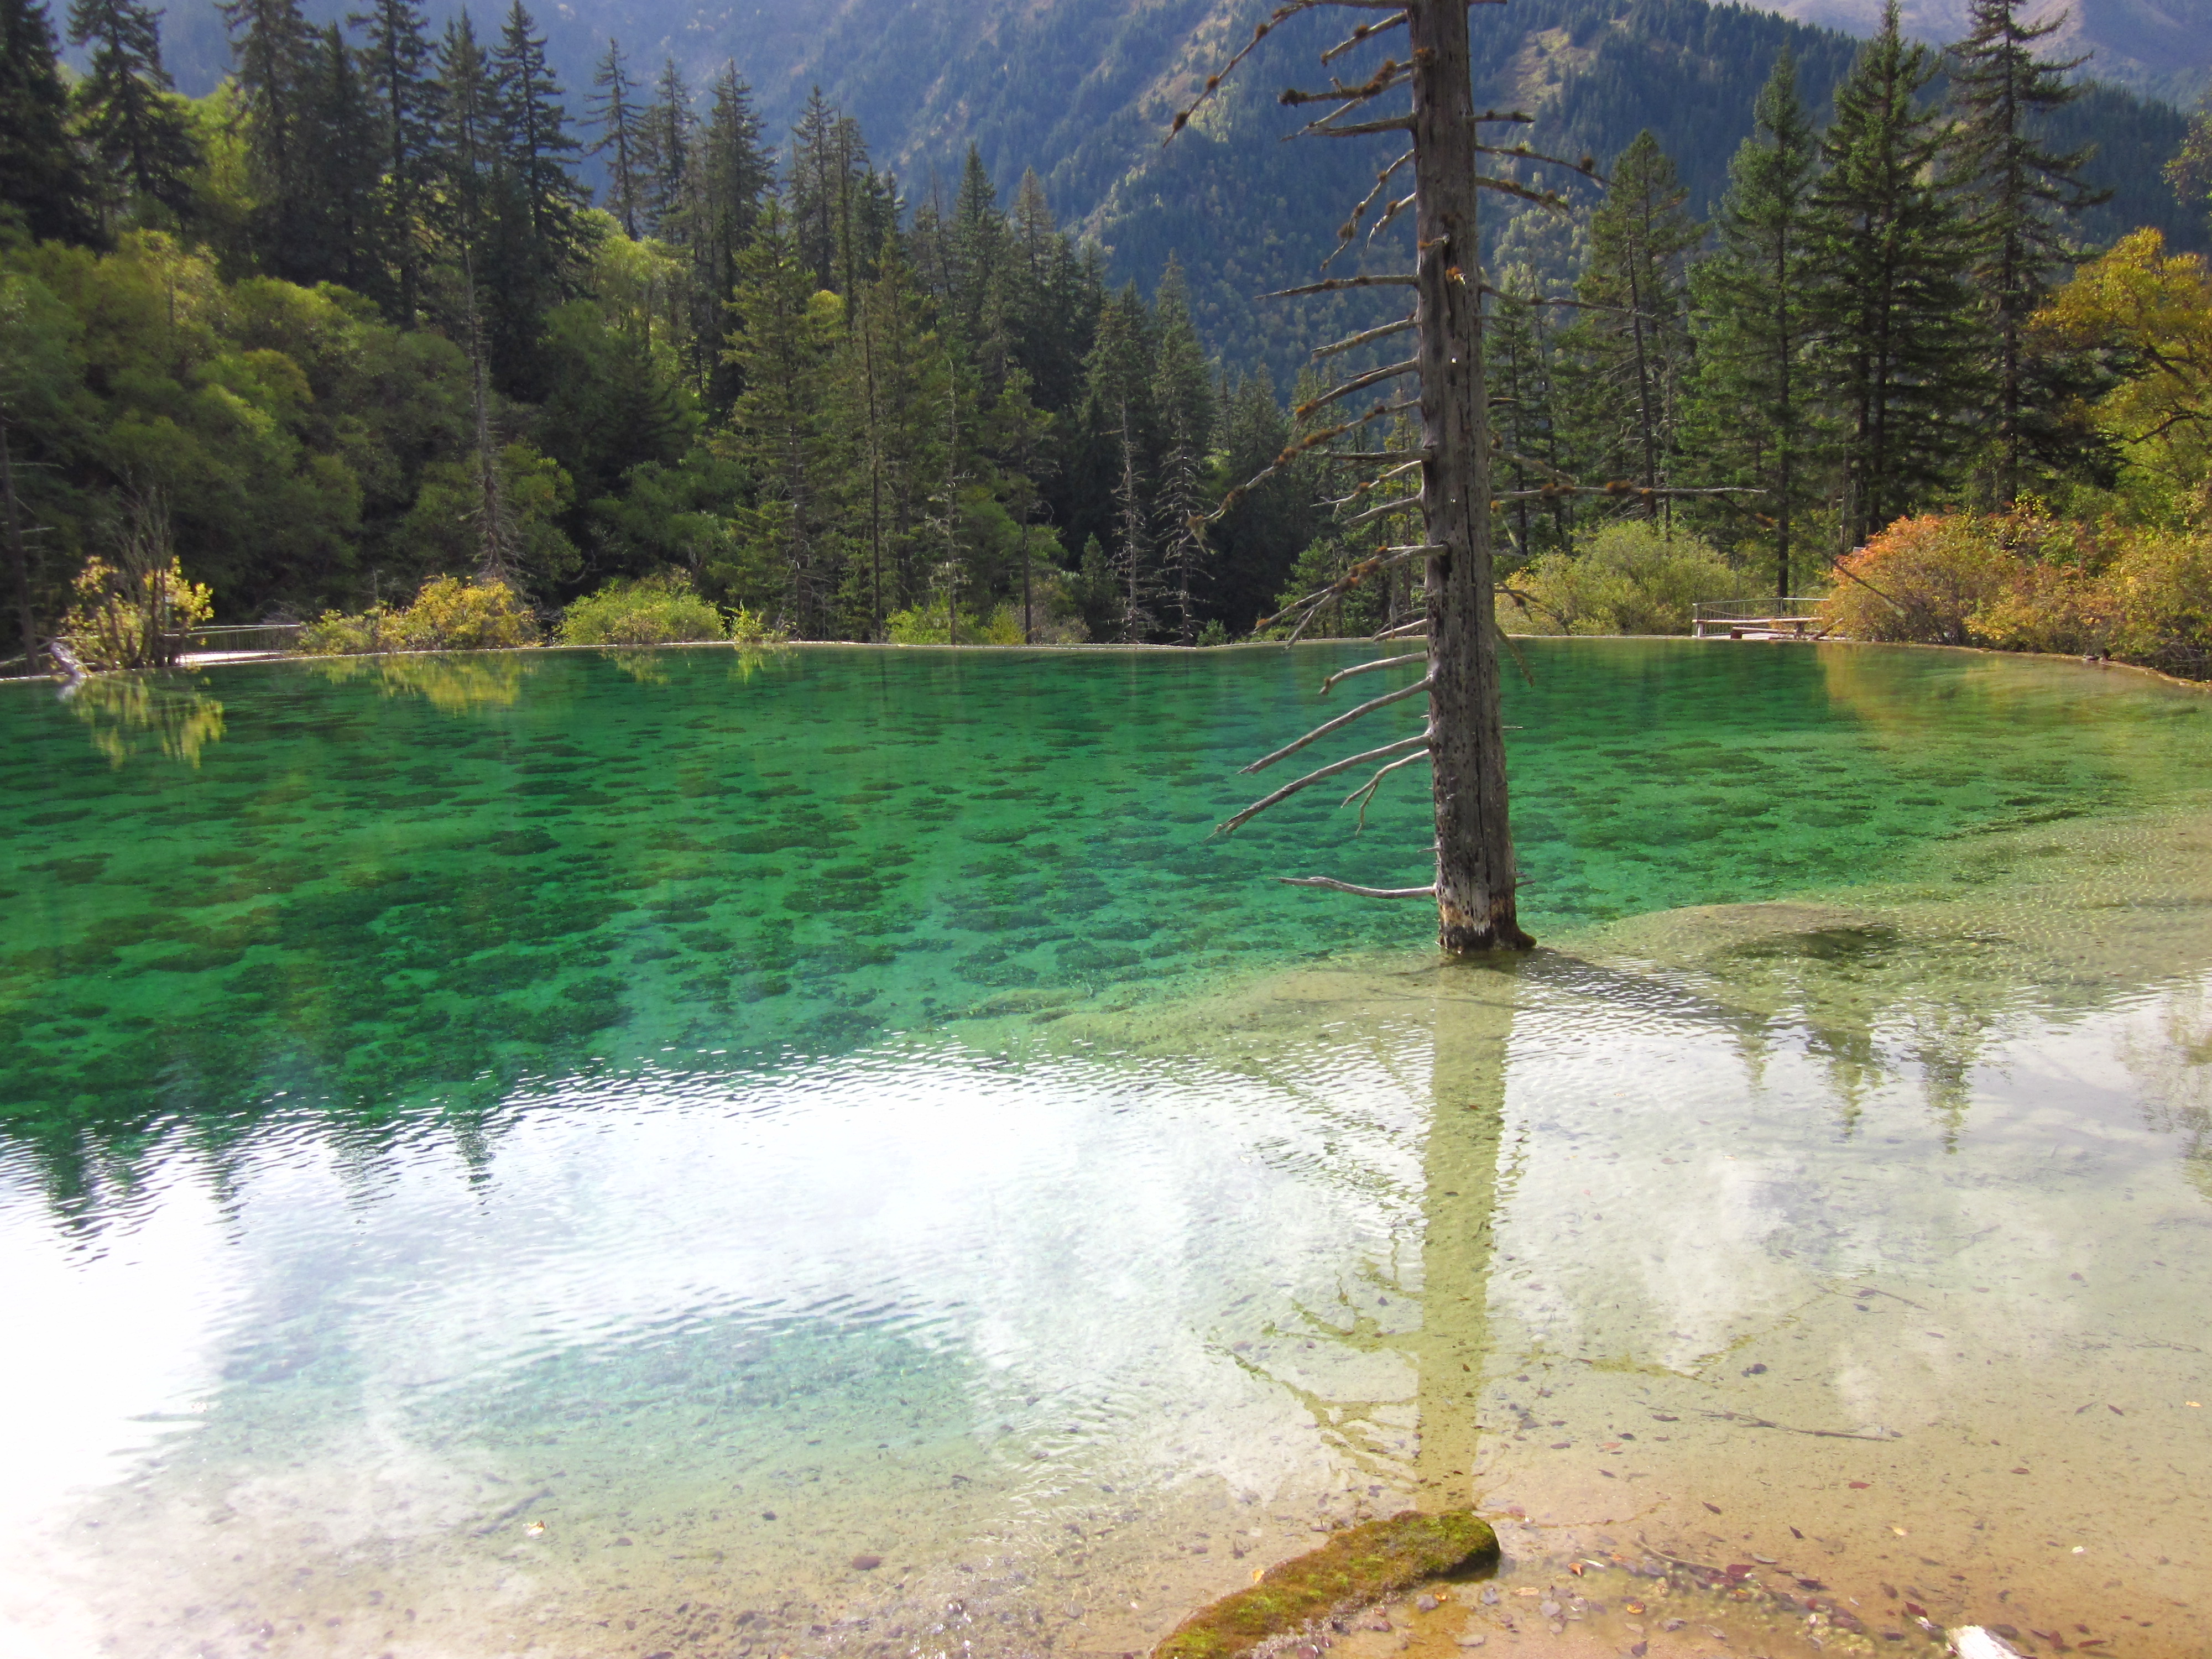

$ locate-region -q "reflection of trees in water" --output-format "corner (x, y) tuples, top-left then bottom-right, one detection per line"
(2121, 984), (2212, 1199)
(306, 651), (533, 712)
(1209, 966), (1517, 1512)
(65, 672), (226, 767)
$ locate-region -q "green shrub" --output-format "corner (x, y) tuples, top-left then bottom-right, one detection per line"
(556, 572), (729, 646)
(1501, 521), (1738, 634)
(295, 576), (537, 655)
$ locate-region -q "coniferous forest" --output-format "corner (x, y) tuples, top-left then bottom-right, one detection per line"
(3, 0), (2212, 663)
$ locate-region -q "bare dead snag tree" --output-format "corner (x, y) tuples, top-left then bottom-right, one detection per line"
(1170, 0), (1568, 952)
(1172, 0), (1747, 954)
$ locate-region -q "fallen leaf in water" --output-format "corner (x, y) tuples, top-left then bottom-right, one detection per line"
(1849, 1481), (1872, 1490)
(1892, 1526), (1910, 1537)
(1905, 1603), (1928, 1618)
(1703, 1502), (1723, 1515)
(1625, 1601), (1645, 1615)
(2107, 1405), (2123, 1416)
(851, 1554), (883, 1571)
(1569, 1563), (1584, 1577)
(1790, 1527), (1805, 1540)
(525, 1521), (545, 1537)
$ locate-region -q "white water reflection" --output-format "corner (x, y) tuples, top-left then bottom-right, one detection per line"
(7, 874), (2212, 1659)
(0, 1046), (1428, 1659)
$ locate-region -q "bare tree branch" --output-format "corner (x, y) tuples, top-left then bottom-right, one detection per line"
(1312, 315), (1418, 359)
(1472, 172), (1572, 210)
(1374, 618), (1428, 640)
(1244, 674), (1433, 774)
(1475, 140), (1603, 180)
(1321, 651), (1426, 693)
(1164, 0), (1341, 145)
(1337, 487), (1425, 529)
(1314, 445), (1431, 462)
(1303, 114), (1418, 139)
(1275, 875), (1436, 898)
(1324, 152), (1417, 268)
(1261, 541), (1442, 639)
(1342, 748), (1430, 829)
(1279, 61), (1408, 105)
(1321, 12), (1406, 64)
(1295, 357), (1420, 418)
(1219, 731), (1432, 835)
(1266, 275), (1419, 297)
(1322, 457), (1423, 509)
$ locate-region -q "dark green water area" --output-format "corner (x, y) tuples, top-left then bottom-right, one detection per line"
(6, 640), (2209, 1146)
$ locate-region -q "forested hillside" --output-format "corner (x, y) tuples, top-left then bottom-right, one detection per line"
(7, 0), (2211, 671)
(126, 0), (2204, 386)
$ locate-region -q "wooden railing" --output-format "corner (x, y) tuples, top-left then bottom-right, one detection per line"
(1691, 599), (1833, 640)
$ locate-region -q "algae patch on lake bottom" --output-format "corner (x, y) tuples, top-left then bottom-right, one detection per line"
(2, 644), (2210, 1658)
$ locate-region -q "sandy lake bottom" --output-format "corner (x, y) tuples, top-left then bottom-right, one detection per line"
(1, 643), (2208, 1659)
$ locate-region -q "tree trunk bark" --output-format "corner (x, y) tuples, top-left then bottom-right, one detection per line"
(1411, 0), (1531, 953)
(2, 419), (38, 672)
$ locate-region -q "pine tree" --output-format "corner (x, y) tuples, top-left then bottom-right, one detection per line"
(1685, 51), (1819, 596)
(1485, 287), (1571, 564)
(682, 64), (774, 413)
(587, 37), (644, 237)
(1948, 0), (2108, 500)
(1151, 253), (1213, 455)
(1807, 0), (1983, 545)
(298, 22), (380, 290)
(3, 0), (98, 244)
(69, 0), (199, 229)
(644, 58), (692, 238)
(719, 204), (841, 633)
(219, 0), (315, 273)
(351, 0), (436, 317)
(1111, 403), (1154, 642)
(484, 0), (586, 394)
(1557, 130), (1702, 517)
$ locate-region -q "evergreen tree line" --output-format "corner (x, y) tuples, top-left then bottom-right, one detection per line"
(1482, 0), (2126, 602)
(0, 0), (1330, 650)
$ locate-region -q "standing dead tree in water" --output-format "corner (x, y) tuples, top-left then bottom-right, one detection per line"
(1168, 0), (1569, 952)
(1173, 0), (1732, 954)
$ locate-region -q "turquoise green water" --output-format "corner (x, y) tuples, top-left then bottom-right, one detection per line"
(6, 641), (2212, 1659)
(6, 641), (2209, 1144)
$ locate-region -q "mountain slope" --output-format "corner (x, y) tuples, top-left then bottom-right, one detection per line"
(140, 0), (2201, 385)
(1762, 0), (2212, 104)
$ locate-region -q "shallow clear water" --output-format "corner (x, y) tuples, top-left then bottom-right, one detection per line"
(3, 642), (2211, 1659)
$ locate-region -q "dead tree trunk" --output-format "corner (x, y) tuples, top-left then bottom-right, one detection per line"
(1405, 2), (1530, 951)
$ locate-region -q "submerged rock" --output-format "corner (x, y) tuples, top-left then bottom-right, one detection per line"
(1150, 1510), (1498, 1659)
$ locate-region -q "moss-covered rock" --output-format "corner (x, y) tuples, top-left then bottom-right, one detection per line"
(1151, 1510), (1499, 1659)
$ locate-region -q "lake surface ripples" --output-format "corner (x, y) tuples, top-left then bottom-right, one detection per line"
(3, 641), (2210, 1659)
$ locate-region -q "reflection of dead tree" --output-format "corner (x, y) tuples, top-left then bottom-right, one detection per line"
(1176, 1), (1744, 953)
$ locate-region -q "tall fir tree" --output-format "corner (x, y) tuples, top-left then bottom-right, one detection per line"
(587, 38), (645, 237)
(219, 0), (316, 275)
(1807, 0), (1983, 545)
(298, 22), (380, 291)
(643, 58), (692, 238)
(4, 0), (98, 243)
(484, 0), (586, 394)
(1947, 0), (2107, 500)
(1557, 131), (1702, 518)
(351, 0), (437, 318)
(718, 204), (841, 633)
(1685, 51), (1820, 596)
(681, 63), (774, 413)
(1485, 285), (1571, 563)
(69, 0), (199, 230)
